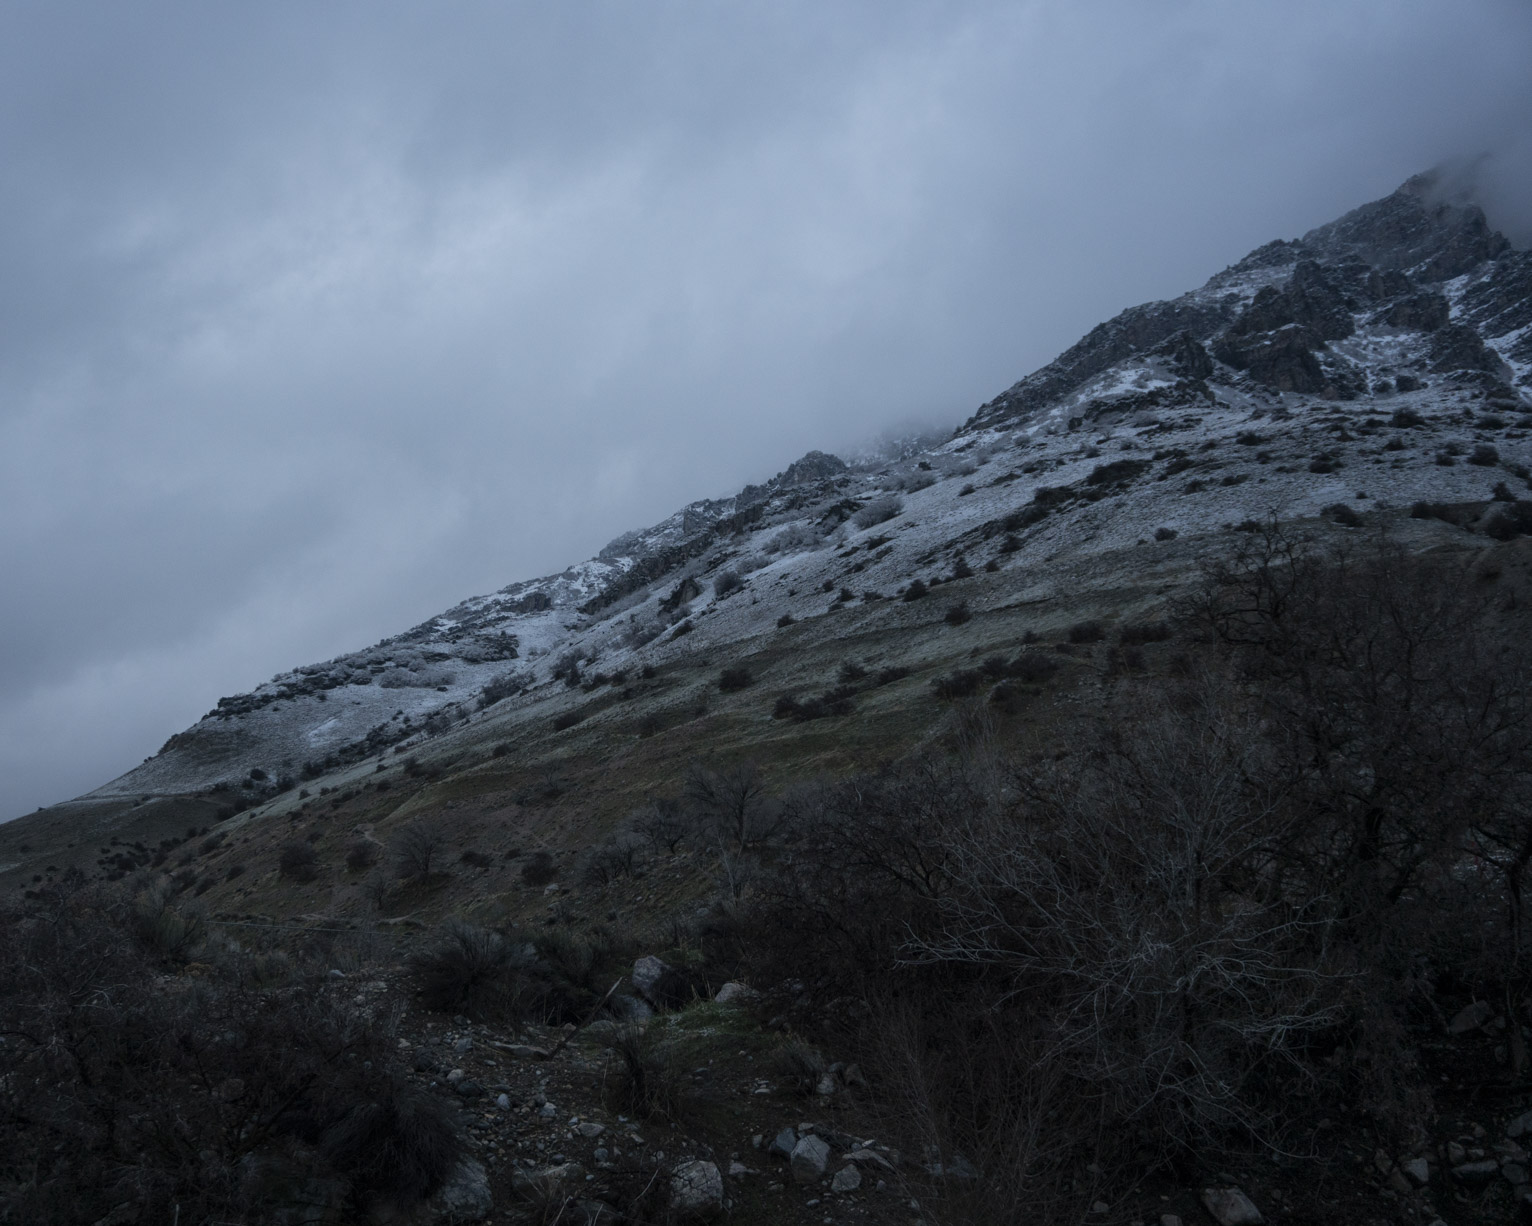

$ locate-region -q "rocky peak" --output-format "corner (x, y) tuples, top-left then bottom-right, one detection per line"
(1300, 170), (1512, 281)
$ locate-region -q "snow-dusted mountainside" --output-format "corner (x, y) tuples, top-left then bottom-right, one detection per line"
(82, 170), (1532, 802)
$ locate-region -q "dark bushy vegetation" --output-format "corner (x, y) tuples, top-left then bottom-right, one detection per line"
(725, 527), (1532, 1223)
(1066, 619), (1105, 643)
(0, 888), (462, 1222)
(717, 665), (753, 692)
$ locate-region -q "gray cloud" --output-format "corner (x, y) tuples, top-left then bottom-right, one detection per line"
(4, 0), (1532, 818)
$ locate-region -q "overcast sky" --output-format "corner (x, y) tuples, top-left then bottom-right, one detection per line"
(3, 0), (1530, 820)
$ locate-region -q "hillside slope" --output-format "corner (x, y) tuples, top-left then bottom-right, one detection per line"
(4, 168), (1530, 884)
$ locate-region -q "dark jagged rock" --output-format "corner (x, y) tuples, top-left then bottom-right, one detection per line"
(1301, 170), (1510, 280)
(1215, 324), (1326, 393)
(1430, 323), (1506, 376)
(1379, 291), (1450, 332)
(976, 297), (1233, 423)
(1155, 330), (1214, 380)
(1224, 261), (1355, 343)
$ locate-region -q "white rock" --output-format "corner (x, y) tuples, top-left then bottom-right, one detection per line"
(830, 1165), (862, 1193)
(714, 981), (759, 1004)
(631, 955), (674, 1005)
(1200, 1186), (1264, 1226)
(670, 1159), (724, 1219)
(791, 1134), (831, 1183)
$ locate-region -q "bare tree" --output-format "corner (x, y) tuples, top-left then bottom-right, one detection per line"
(684, 761), (777, 851)
(393, 820), (447, 881)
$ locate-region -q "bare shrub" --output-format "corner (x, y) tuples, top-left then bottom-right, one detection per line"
(931, 669), (982, 700)
(684, 761), (778, 851)
(853, 494), (903, 530)
(1117, 620), (1172, 645)
(713, 569), (743, 597)
(594, 1023), (687, 1121)
(520, 850), (556, 887)
(478, 668), (532, 709)
(717, 665), (753, 692)
(279, 839), (319, 882)
(580, 834), (646, 887)
(345, 837), (380, 871)
(629, 800), (692, 854)
(1067, 619), (1105, 643)
(408, 919), (530, 1021)
(765, 523), (822, 555)
(129, 884), (207, 961)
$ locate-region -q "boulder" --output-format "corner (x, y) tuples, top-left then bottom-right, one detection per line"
(427, 1158), (492, 1223)
(791, 1134), (831, 1183)
(714, 981), (758, 1005)
(632, 955), (672, 1001)
(1448, 1000), (1494, 1034)
(1452, 1159), (1500, 1186)
(1199, 1186), (1264, 1226)
(768, 1127), (798, 1159)
(830, 1164), (862, 1193)
(669, 1160), (724, 1219)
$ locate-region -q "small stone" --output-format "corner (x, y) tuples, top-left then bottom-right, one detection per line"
(670, 1159), (724, 1219)
(446, 1068), (465, 1083)
(1092, 1201), (1109, 1214)
(769, 1127), (798, 1159)
(1509, 1110), (1532, 1139)
(714, 981), (758, 1005)
(728, 1161), (751, 1177)
(791, 1135), (831, 1183)
(453, 1035), (473, 1053)
(1449, 1000), (1494, 1034)
(454, 1079), (485, 1099)
(538, 1102), (557, 1118)
(327, 968), (345, 978)
(1446, 1141), (1467, 1165)
(1451, 1159), (1500, 1186)
(577, 1122), (606, 1138)
(1199, 1186), (1264, 1226)
(815, 1073), (838, 1096)
(496, 1093), (512, 1111)
(831, 1165), (862, 1193)
(1402, 1157), (1430, 1186)
(1503, 1162), (1528, 1185)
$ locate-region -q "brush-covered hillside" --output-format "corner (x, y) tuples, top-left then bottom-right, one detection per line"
(5, 172), (1532, 1226)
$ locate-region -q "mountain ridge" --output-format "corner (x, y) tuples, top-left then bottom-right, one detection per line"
(10, 167), (1532, 841)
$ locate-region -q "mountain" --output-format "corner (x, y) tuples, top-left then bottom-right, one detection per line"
(4, 168), (1529, 873)
(8, 170), (1532, 1226)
